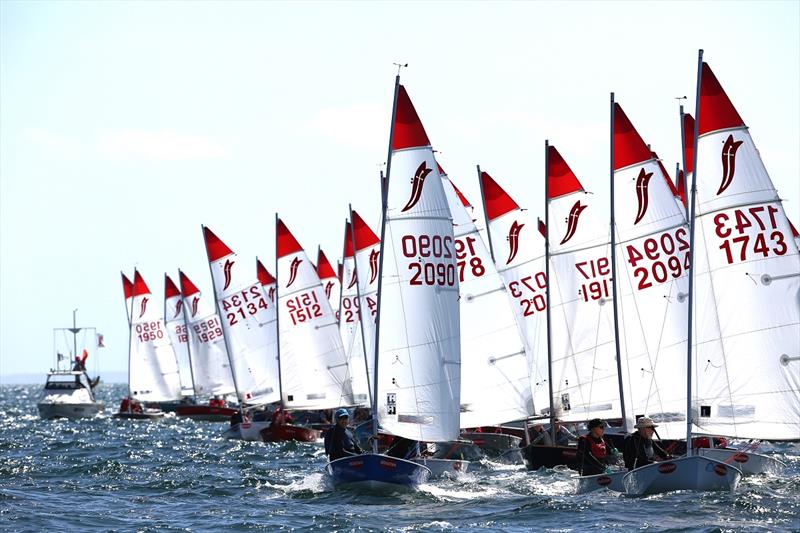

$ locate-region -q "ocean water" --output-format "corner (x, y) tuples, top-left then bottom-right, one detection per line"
(1, 384), (798, 533)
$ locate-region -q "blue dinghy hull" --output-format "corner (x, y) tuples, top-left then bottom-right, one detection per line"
(326, 453), (431, 490)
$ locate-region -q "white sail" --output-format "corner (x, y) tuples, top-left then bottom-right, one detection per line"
(337, 221), (370, 406)
(179, 271), (236, 398)
(690, 63), (799, 440)
(127, 271), (182, 402)
(203, 226), (281, 405)
(375, 84), (461, 442)
(164, 275), (194, 397)
(612, 104), (691, 438)
(440, 167), (532, 427)
(276, 218), (353, 409)
(351, 209), (381, 406)
(479, 171), (550, 417)
(547, 146), (621, 423)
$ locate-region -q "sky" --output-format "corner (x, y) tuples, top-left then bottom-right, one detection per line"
(1, 1), (798, 380)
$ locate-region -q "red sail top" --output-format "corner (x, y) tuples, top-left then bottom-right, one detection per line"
(132, 271), (151, 297)
(165, 275), (180, 298)
(698, 62), (745, 136)
(683, 113), (695, 174)
(121, 273), (133, 299)
(179, 271), (200, 297)
(276, 218), (303, 258)
(538, 219), (547, 238)
(676, 169), (687, 207)
(480, 171), (520, 221)
(613, 103), (652, 171)
(451, 182), (472, 207)
(789, 219), (800, 239)
(392, 85), (431, 150)
(343, 221), (354, 258)
(316, 249), (337, 279)
(256, 259), (275, 286)
(203, 226), (234, 262)
(547, 145), (584, 199)
(351, 210), (380, 251)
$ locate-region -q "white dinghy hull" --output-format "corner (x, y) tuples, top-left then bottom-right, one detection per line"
(575, 471), (626, 494)
(698, 448), (785, 476)
(622, 455), (741, 496)
(223, 421), (270, 441)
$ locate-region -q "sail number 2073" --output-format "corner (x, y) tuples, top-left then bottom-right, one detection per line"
(402, 234), (456, 287)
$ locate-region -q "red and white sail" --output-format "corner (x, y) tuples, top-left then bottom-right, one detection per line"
(276, 218), (352, 409)
(441, 167), (532, 427)
(375, 84), (461, 442)
(127, 271), (182, 401)
(479, 171), (550, 417)
(179, 271), (236, 398)
(121, 272), (133, 326)
(351, 209), (381, 404)
(257, 258), (277, 306)
(337, 221), (370, 405)
(547, 146), (621, 423)
(164, 275), (194, 397)
(317, 248), (341, 322)
(690, 63), (799, 440)
(612, 103), (691, 437)
(203, 226), (280, 405)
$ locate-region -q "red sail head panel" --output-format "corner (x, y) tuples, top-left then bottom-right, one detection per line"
(698, 62), (745, 136)
(276, 219), (303, 258)
(392, 85), (431, 150)
(203, 226), (234, 262)
(547, 145), (584, 199)
(480, 171), (520, 221)
(613, 103), (652, 171)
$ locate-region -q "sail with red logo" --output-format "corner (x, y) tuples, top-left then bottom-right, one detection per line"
(177, 271), (236, 404)
(126, 270), (182, 403)
(337, 221), (370, 406)
(689, 61), (799, 442)
(276, 217), (353, 410)
(317, 248), (341, 325)
(163, 274), (194, 398)
(478, 171), (549, 419)
(203, 226), (280, 407)
(547, 145), (621, 423)
(440, 166), (532, 430)
(611, 102), (691, 439)
(373, 82), (461, 445)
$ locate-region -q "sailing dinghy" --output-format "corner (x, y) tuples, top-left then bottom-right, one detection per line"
(162, 274), (196, 411)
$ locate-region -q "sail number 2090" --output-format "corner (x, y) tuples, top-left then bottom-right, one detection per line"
(402, 234), (456, 287)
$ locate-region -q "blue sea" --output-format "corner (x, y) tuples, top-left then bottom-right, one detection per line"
(1, 383), (798, 532)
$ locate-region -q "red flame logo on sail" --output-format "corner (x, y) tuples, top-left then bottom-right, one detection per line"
(138, 297), (149, 319)
(191, 296), (200, 318)
(287, 257), (302, 287)
(173, 300), (183, 319)
(368, 248), (380, 284)
(560, 201), (587, 245)
(347, 269), (357, 289)
(268, 286), (276, 302)
(222, 259), (234, 290)
(634, 168), (653, 225)
(718, 134), (743, 196)
(401, 161), (433, 212)
(506, 220), (524, 264)
(324, 281), (334, 299)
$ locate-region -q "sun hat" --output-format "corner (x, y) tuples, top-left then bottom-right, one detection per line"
(335, 408), (350, 419)
(587, 418), (606, 430)
(634, 417), (658, 429)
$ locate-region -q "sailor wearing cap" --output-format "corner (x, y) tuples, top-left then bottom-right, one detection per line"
(623, 417), (670, 470)
(325, 408), (363, 461)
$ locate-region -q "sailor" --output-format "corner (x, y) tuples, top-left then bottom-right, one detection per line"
(529, 423), (554, 446)
(72, 356), (86, 372)
(270, 406), (293, 427)
(326, 408), (362, 461)
(575, 418), (619, 475)
(548, 419), (577, 446)
(623, 417), (669, 470)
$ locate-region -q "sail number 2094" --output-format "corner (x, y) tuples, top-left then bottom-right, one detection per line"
(402, 234), (456, 287)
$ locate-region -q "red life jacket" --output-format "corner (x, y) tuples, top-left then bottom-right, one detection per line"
(587, 436), (607, 459)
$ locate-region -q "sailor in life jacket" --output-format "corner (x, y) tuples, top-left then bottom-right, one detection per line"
(575, 418), (619, 476)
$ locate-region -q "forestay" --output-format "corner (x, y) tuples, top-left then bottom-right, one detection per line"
(127, 271), (182, 402)
(276, 219), (353, 409)
(338, 221), (370, 405)
(375, 85), (461, 442)
(203, 226), (280, 406)
(179, 271), (236, 399)
(547, 146), (621, 423)
(164, 275), (195, 397)
(690, 63), (799, 440)
(441, 167), (532, 427)
(479, 171), (550, 417)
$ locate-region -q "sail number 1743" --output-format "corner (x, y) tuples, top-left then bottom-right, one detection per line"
(714, 206), (788, 264)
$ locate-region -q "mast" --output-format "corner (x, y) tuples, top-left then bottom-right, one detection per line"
(476, 164), (496, 262)
(349, 205), (374, 408)
(202, 224), (244, 413)
(685, 49), (704, 456)
(273, 214), (285, 407)
(127, 270), (136, 400)
(371, 73), (401, 450)
(71, 308), (79, 362)
(176, 270), (198, 400)
(608, 92), (628, 432)
(544, 141), (556, 442)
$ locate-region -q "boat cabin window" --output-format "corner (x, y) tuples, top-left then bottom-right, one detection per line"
(44, 372), (90, 390)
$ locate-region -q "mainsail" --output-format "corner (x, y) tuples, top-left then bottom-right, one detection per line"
(375, 84), (461, 442)
(164, 274), (194, 397)
(203, 226), (280, 405)
(276, 218), (353, 409)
